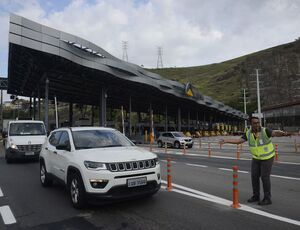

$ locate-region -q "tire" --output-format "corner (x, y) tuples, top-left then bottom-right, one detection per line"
(157, 141), (163, 148)
(68, 172), (86, 209)
(40, 161), (53, 187)
(174, 141), (180, 149)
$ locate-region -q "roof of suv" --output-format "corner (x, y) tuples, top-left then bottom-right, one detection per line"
(9, 120), (44, 124)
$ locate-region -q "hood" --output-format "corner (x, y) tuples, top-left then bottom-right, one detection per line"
(9, 135), (47, 145)
(76, 146), (157, 163)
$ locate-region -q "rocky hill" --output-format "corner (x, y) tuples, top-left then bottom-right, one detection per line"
(148, 39), (300, 113)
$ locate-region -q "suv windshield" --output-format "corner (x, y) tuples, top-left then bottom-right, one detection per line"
(172, 132), (186, 137)
(9, 123), (46, 136)
(73, 130), (134, 149)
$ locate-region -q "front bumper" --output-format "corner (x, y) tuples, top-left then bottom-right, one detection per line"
(5, 147), (40, 160)
(81, 164), (161, 201)
(86, 181), (161, 202)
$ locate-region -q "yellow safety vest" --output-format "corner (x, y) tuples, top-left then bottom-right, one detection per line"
(246, 128), (275, 160)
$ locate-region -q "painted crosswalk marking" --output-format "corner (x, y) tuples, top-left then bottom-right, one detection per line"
(0, 206), (16, 225)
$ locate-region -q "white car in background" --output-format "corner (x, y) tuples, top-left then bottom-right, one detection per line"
(157, 131), (193, 149)
(39, 127), (161, 209)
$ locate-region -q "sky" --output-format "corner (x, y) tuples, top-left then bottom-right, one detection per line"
(0, 0), (300, 100)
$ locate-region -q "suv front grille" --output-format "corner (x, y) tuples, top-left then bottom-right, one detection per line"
(17, 144), (42, 152)
(107, 159), (156, 172)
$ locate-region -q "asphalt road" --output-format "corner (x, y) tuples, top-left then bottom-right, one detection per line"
(0, 136), (300, 230)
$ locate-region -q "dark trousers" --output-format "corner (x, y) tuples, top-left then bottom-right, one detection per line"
(251, 156), (274, 199)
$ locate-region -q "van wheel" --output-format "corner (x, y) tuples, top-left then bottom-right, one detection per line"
(40, 161), (53, 187)
(174, 141), (180, 149)
(69, 172), (86, 209)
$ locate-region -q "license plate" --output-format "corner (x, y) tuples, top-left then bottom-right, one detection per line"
(127, 177), (147, 188)
(25, 152), (34, 156)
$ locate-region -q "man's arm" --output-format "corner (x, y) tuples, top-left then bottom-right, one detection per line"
(219, 138), (246, 145)
(271, 130), (289, 137)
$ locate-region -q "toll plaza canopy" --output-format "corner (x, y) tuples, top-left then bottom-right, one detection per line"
(7, 14), (247, 130)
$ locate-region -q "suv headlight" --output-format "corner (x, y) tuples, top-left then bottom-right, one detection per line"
(84, 161), (107, 170)
(154, 157), (160, 165)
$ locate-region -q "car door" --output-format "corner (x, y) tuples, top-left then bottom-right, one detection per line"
(52, 131), (71, 181)
(46, 131), (62, 175)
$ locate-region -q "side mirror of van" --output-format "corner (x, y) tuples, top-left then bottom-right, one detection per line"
(2, 131), (7, 138)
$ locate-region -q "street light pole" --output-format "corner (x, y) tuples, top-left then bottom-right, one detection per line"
(243, 89), (247, 128)
(255, 69), (262, 124)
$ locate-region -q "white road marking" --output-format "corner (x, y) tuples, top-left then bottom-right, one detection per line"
(271, 174), (300, 181)
(218, 168), (249, 174)
(161, 180), (300, 226)
(186, 163), (207, 168)
(0, 206), (16, 225)
(0, 188), (3, 197)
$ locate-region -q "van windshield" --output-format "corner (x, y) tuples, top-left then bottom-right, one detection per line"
(9, 123), (46, 136)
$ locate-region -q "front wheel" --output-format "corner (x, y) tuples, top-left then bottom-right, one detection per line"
(40, 161), (53, 187)
(174, 141), (180, 149)
(69, 173), (86, 209)
(157, 141), (163, 148)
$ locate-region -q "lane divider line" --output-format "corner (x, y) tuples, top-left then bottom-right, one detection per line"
(0, 188), (3, 197)
(0, 206), (16, 225)
(218, 168), (249, 174)
(161, 180), (300, 226)
(271, 174), (300, 181)
(186, 163), (208, 168)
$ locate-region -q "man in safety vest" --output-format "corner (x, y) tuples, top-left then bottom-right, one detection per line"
(219, 116), (289, 205)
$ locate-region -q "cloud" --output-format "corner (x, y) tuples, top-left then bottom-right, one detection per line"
(1, 0), (300, 72)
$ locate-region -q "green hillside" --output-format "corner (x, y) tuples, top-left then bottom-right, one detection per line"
(148, 56), (247, 109)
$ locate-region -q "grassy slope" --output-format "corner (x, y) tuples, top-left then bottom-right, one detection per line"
(147, 56), (247, 108)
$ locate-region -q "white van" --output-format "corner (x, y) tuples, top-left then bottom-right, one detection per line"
(3, 120), (47, 163)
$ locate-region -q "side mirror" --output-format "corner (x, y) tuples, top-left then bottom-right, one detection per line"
(130, 139), (137, 145)
(2, 131), (7, 138)
(56, 144), (71, 151)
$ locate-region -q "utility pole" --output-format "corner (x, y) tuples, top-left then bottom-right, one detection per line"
(255, 69), (262, 124)
(122, 41), (128, 62)
(250, 69), (263, 124)
(243, 89), (247, 128)
(157, 46), (163, 68)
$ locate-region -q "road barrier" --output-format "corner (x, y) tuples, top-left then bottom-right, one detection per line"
(150, 142), (153, 152)
(183, 144), (186, 155)
(236, 145), (240, 160)
(275, 144), (279, 162)
(231, 166), (241, 208)
(295, 140), (299, 153)
(208, 143), (212, 157)
(167, 158), (172, 191)
(199, 139), (202, 149)
(165, 142), (168, 154)
(219, 142), (223, 149)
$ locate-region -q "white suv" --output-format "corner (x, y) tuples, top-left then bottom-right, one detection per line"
(39, 127), (161, 208)
(157, 131), (193, 149)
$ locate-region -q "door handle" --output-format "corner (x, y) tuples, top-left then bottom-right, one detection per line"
(45, 147), (48, 150)
(53, 151), (57, 154)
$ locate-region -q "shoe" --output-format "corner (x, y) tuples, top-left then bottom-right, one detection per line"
(258, 198), (272, 205)
(247, 196), (260, 203)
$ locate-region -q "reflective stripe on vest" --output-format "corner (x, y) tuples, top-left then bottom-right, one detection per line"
(246, 128), (275, 160)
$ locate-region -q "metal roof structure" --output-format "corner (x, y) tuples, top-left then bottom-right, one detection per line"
(7, 14), (247, 126)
